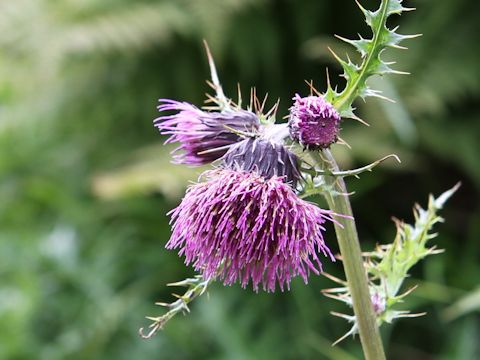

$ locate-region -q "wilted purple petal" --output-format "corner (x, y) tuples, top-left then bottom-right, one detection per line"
(154, 99), (260, 165)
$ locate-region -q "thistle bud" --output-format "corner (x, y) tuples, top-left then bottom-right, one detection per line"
(288, 94), (341, 149)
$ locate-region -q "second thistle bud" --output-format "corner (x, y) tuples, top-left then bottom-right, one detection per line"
(288, 94), (341, 149)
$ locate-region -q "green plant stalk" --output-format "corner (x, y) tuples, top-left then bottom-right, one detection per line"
(312, 150), (385, 360)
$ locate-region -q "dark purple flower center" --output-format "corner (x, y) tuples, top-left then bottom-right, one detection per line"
(221, 138), (302, 186)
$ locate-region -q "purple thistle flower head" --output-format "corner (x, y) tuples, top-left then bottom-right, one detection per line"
(166, 168), (337, 292)
(221, 138), (302, 187)
(288, 94), (341, 149)
(154, 99), (260, 165)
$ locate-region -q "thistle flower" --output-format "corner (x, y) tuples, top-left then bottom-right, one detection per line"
(154, 99), (260, 165)
(288, 94), (341, 149)
(166, 138), (337, 292)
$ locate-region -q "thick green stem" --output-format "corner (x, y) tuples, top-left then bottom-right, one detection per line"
(313, 150), (385, 360)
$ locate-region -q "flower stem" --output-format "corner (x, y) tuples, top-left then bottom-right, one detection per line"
(312, 150), (386, 360)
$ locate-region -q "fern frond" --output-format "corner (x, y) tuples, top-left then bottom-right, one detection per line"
(325, 0), (420, 119)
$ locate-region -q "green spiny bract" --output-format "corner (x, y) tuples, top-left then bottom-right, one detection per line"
(325, 0), (420, 122)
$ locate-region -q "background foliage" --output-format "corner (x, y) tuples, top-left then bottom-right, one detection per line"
(1, 0), (479, 359)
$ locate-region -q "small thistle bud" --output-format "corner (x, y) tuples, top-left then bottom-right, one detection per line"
(371, 292), (386, 315)
(221, 138), (302, 187)
(154, 99), (260, 165)
(288, 94), (341, 149)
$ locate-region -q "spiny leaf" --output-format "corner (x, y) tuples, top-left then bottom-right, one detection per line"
(328, 47), (360, 82)
(324, 184), (459, 342)
(329, 0), (419, 117)
(335, 34), (372, 58)
(386, 1), (415, 15)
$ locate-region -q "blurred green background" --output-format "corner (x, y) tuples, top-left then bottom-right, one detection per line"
(1, 0), (479, 359)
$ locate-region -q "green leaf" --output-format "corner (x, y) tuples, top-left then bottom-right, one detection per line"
(329, 0), (419, 115)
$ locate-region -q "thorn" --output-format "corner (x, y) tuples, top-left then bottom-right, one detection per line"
(348, 112), (370, 126)
(322, 272), (348, 285)
(154, 302), (170, 307)
(354, 0), (368, 14)
(325, 68), (332, 90)
(237, 83), (242, 107)
(308, 79), (313, 96)
(372, 91), (396, 103)
(397, 311), (427, 318)
(266, 98), (280, 117)
(253, 87), (259, 112)
(249, 87), (254, 110)
(145, 316), (161, 322)
(204, 93), (216, 103)
(346, 52), (352, 64)
(322, 292), (344, 300)
(322, 287), (349, 294)
(337, 136), (352, 149)
(434, 182), (461, 208)
(404, 33), (423, 39)
(334, 253), (344, 261)
(399, 285), (419, 297)
(220, 124), (255, 138)
(139, 324), (161, 339)
(390, 154), (401, 164)
(391, 69), (411, 75)
(205, 80), (215, 89)
(254, 89), (262, 114)
(327, 46), (345, 65)
(427, 247), (445, 255)
(330, 311), (353, 320)
(260, 93), (269, 113)
(304, 79), (322, 97)
(203, 40), (227, 104)
(332, 327), (356, 347)
(390, 44), (408, 50)
(323, 293), (351, 304)
(168, 279), (194, 287)
(334, 34), (353, 44)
